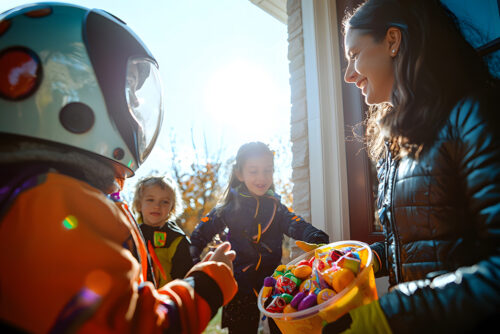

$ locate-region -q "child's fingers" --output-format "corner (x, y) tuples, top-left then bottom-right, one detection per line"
(217, 241), (231, 252)
(202, 251), (214, 262)
(209, 242), (235, 271)
(225, 250), (236, 262)
(211, 242), (231, 258)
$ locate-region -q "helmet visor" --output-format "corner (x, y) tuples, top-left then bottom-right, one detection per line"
(125, 57), (163, 163)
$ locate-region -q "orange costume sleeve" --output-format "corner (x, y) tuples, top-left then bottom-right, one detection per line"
(0, 172), (237, 333)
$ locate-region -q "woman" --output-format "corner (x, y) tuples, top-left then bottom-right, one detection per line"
(324, 0), (500, 333)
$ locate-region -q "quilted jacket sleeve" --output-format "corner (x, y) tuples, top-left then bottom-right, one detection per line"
(278, 203), (330, 243)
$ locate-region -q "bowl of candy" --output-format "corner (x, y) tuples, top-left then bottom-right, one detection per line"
(257, 240), (378, 334)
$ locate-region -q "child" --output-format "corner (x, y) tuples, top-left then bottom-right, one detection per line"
(0, 3), (237, 333)
(133, 176), (194, 287)
(190, 141), (330, 333)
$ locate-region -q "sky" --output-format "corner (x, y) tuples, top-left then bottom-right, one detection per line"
(1, 0), (292, 193)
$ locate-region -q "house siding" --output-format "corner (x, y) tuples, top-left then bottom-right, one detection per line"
(287, 0), (311, 222)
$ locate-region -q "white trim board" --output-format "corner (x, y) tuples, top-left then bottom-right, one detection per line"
(301, 0), (350, 241)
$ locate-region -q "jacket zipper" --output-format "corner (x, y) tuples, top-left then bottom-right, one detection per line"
(389, 157), (403, 283)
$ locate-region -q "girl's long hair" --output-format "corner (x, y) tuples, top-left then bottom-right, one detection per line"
(216, 141), (275, 215)
(344, 0), (494, 161)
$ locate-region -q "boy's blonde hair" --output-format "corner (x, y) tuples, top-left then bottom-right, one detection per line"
(132, 175), (185, 221)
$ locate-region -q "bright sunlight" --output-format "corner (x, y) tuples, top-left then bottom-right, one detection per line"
(203, 59), (290, 142)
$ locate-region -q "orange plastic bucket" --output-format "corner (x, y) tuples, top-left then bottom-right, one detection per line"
(258, 240), (378, 334)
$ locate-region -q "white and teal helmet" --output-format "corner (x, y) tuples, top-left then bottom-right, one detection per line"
(0, 2), (163, 177)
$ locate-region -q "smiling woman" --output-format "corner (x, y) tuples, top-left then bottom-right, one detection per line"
(203, 59), (289, 142)
(344, 27), (397, 105)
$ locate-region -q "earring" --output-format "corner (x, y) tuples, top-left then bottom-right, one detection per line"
(392, 49), (396, 54)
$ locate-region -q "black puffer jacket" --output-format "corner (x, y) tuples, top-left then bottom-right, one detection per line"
(371, 90), (500, 333)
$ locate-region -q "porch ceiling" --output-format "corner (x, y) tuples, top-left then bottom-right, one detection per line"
(249, 0), (287, 24)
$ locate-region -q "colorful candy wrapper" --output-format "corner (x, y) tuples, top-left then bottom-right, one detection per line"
(290, 291), (307, 309)
(266, 295), (287, 313)
(338, 255), (361, 274)
(264, 276), (276, 287)
(276, 272), (301, 294)
(299, 278), (319, 293)
(317, 288), (336, 304)
(262, 286), (273, 298)
(297, 293), (317, 311)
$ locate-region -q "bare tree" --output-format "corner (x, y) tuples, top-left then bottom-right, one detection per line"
(169, 130), (227, 234)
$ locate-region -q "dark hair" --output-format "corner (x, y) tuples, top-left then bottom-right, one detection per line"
(344, 0), (494, 160)
(216, 141), (275, 213)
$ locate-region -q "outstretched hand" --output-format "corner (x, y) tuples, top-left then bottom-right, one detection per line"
(202, 242), (236, 272)
(295, 240), (326, 252)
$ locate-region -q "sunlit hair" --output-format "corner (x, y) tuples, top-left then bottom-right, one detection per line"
(216, 141), (275, 214)
(132, 175), (185, 221)
(344, 0), (494, 161)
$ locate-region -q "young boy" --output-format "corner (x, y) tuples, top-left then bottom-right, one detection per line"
(133, 176), (194, 286)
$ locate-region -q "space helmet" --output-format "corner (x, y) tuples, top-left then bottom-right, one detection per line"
(0, 2), (164, 177)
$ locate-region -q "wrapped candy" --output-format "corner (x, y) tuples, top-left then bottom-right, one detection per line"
(262, 286), (273, 298)
(296, 259), (310, 267)
(330, 268), (355, 293)
(262, 276), (276, 298)
(314, 247), (330, 261)
(276, 272), (302, 294)
(266, 295), (287, 313)
(317, 259), (328, 272)
(338, 255), (361, 274)
(281, 293), (294, 304)
(272, 265), (287, 278)
(317, 288), (336, 304)
(299, 278), (319, 293)
(264, 276), (276, 287)
(290, 291), (307, 309)
(326, 249), (344, 266)
(293, 264), (312, 279)
(296, 256), (314, 268)
(342, 246), (355, 253)
(276, 265), (287, 272)
(272, 270), (284, 278)
(259, 244), (373, 318)
(320, 265), (339, 285)
(298, 293), (317, 311)
(349, 251), (361, 261)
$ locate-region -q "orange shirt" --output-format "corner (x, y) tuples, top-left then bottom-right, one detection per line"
(0, 172), (237, 333)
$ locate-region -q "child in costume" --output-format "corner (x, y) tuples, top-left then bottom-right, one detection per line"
(133, 175), (194, 287)
(0, 3), (237, 333)
(190, 141), (330, 333)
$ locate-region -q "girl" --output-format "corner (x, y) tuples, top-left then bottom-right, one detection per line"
(133, 175), (194, 287)
(323, 0), (500, 332)
(190, 141), (329, 334)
